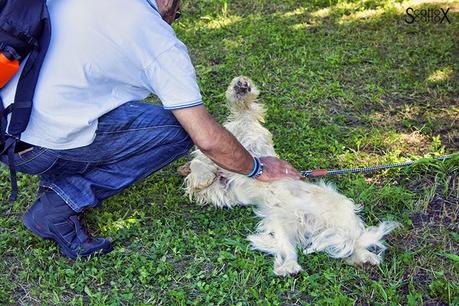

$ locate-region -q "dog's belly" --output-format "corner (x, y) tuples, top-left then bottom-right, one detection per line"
(256, 180), (361, 227)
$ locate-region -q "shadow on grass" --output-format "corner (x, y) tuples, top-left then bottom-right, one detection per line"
(179, 0), (458, 154)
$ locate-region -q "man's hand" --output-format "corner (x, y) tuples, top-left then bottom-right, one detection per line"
(256, 156), (302, 182)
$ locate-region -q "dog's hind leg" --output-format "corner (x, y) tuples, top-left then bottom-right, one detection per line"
(248, 220), (302, 276)
(273, 245), (303, 276)
(346, 221), (399, 266)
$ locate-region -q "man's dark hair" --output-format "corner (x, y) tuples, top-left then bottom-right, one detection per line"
(163, 0), (180, 18)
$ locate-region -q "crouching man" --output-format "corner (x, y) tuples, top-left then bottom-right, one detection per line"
(0, 0), (301, 259)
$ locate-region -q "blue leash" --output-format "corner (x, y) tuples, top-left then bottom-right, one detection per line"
(301, 153), (457, 177)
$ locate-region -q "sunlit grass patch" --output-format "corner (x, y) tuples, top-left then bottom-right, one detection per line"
(427, 67), (454, 83)
(202, 14), (243, 30)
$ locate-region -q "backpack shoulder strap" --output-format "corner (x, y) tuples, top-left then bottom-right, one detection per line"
(0, 0), (51, 201)
(7, 0), (51, 136)
(0, 95), (5, 148)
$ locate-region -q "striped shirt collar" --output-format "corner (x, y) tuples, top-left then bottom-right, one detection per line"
(146, 0), (159, 12)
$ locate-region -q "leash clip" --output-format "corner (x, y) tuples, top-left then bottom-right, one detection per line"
(302, 169), (328, 177)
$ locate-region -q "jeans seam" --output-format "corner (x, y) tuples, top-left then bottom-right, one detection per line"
(35, 158), (59, 176)
(53, 126), (188, 163)
(87, 132), (191, 171)
(80, 162), (91, 173)
(16, 148), (50, 166)
(137, 135), (193, 181)
(41, 183), (81, 212)
(96, 125), (182, 135)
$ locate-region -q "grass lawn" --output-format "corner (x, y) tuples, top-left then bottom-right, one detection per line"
(1, 0), (458, 304)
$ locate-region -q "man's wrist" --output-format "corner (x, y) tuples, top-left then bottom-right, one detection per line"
(247, 156), (264, 178)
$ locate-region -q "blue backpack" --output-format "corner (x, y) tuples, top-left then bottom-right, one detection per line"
(0, 0), (51, 201)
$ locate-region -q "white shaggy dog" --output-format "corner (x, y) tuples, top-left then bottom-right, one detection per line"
(182, 76), (398, 276)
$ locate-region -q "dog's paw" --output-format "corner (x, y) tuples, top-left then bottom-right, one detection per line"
(177, 162), (191, 176)
(188, 171), (216, 191)
(346, 249), (381, 266)
(274, 260), (303, 276)
(186, 160), (218, 191)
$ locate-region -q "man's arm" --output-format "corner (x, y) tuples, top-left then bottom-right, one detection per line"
(172, 105), (301, 182)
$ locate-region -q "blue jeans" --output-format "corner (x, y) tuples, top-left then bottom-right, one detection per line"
(0, 101), (193, 212)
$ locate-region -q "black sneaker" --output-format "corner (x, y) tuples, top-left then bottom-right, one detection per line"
(23, 190), (113, 260)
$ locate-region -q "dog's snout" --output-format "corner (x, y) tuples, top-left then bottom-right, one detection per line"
(367, 244), (382, 254)
(235, 79), (250, 95)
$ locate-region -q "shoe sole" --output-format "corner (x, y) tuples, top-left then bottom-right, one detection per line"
(23, 211), (113, 260)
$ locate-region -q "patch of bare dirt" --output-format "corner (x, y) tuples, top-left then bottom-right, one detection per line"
(410, 196), (458, 229)
(369, 94), (459, 151)
(423, 299), (449, 306)
(413, 269), (432, 289)
(387, 172), (458, 303)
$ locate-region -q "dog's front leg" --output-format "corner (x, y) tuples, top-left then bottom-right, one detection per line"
(185, 158), (218, 192)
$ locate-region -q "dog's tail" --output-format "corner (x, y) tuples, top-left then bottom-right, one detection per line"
(347, 221), (400, 265)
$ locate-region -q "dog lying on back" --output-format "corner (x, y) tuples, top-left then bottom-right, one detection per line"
(181, 76), (398, 276)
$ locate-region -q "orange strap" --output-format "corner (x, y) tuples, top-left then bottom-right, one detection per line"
(0, 53), (20, 88)
(309, 169), (329, 177)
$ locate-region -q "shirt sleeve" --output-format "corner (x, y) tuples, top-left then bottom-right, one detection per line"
(143, 41), (203, 110)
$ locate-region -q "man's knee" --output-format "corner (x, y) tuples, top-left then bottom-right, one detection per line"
(184, 132), (194, 150)
(158, 109), (193, 149)
(176, 127), (194, 151)
(158, 107), (181, 126)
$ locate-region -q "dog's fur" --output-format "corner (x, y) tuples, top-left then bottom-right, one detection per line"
(183, 76), (398, 276)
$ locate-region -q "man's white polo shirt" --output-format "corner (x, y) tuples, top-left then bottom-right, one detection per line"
(0, 0), (202, 150)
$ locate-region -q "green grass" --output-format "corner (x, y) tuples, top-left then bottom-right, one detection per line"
(1, 0), (458, 304)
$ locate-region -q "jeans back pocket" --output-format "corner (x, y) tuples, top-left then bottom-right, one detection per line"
(0, 147), (59, 176)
